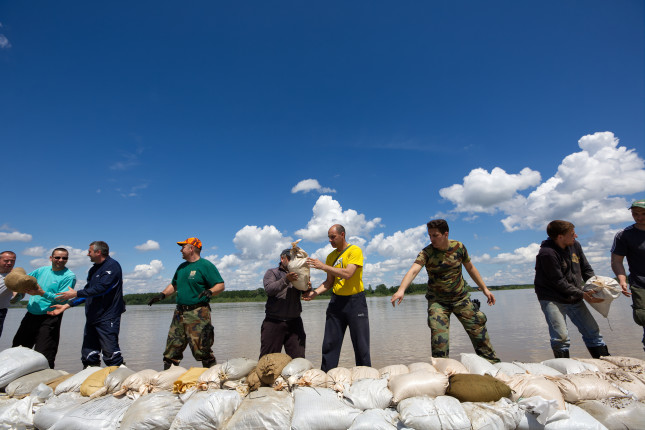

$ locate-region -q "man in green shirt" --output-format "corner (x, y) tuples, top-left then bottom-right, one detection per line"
(148, 237), (224, 369)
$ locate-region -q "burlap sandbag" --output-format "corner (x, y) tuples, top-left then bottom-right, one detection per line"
(173, 367), (208, 394)
(256, 353), (292, 385)
(296, 369), (332, 388)
(46, 373), (74, 391)
(80, 366), (118, 397)
(4, 268), (38, 293)
(288, 240), (310, 291)
(446, 373), (511, 402)
(246, 369), (261, 391)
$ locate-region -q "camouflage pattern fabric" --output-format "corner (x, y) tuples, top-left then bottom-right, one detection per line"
(427, 296), (500, 363)
(416, 240), (470, 302)
(163, 305), (216, 367)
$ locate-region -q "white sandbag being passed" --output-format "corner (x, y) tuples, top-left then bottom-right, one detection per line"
(225, 386), (294, 430)
(291, 387), (361, 430)
(0, 346), (49, 389)
(287, 240), (310, 291)
(583, 275), (622, 318)
(49, 395), (134, 430)
(170, 389), (242, 430)
(119, 391), (183, 430)
(397, 395), (470, 430)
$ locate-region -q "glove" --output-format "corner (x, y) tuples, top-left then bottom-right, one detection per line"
(10, 293), (24, 304)
(472, 298), (481, 312)
(147, 292), (166, 306)
(198, 289), (213, 299)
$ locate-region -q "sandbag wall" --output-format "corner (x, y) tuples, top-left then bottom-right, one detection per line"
(1, 346), (645, 429)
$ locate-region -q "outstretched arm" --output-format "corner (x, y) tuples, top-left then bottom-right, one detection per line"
(391, 263), (423, 307)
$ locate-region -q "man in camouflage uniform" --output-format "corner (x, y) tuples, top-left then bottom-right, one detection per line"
(148, 237), (224, 369)
(391, 219), (500, 362)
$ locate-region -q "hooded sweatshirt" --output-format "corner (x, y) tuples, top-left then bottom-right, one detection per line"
(534, 238), (594, 304)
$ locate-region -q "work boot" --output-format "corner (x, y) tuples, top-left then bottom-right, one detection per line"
(552, 349), (569, 358)
(587, 345), (610, 359)
(202, 358), (217, 368)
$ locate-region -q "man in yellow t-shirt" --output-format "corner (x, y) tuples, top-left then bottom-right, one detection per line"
(305, 224), (370, 371)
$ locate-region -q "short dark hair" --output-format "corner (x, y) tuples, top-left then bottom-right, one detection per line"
(426, 219), (449, 234)
(546, 220), (575, 240)
(280, 249), (291, 261)
(89, 241), (109, 256)
(51, 248), (68, 257)
(332, 224), (345, 235)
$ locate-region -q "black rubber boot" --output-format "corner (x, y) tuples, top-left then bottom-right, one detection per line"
(552, 349), (569, 358)
(587, 345), (609, 359)
(163, 361), (172, 370)
(202, 359), (217, 368)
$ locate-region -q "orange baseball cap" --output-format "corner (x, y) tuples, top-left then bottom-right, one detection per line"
(177, 237), (202, 249)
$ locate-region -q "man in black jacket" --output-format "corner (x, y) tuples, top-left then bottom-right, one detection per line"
(534, 220), (609, 359)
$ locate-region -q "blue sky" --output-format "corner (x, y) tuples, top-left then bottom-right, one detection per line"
(1, 1), (643, 293)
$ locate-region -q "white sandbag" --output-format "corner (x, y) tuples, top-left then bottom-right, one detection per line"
(296, 368), (332, 388)
(0, 347), (49, 389)
(550, 372), (626, 403)
(0, 396), (35, 430)
(378, 364), (409, 381)
(328, 367), (351, 392)
(462, 397), (524, 430)
(583, 275), (622, 318)
(494, 362), (527, 376)
(219, 358), (257, 382)
(112, 369), (158, 399)
(50, 395), (134, 430)
(388, 370), (449, 404)
(431, 357), (469, 375)
(350, 366), (380, 382)
(600, 355), (645, 368)
(505, 374), (566, 410)
(29, 383), (54, 403)
(287, 240), (310, 291)
(574, 358), (620, 373)
(5, 369), (67, 398)
(281, 358), (313, 379)
(407, 362), (436, 373)
(170, 389), (242, 430)
(577, 397), (645, 430)
(54, 366), (102, 395)
(513, 361), (563, 376)
(196, 364), (223, 390)
(541, 358), (599, 374)
(291, 387), (361, 430)
(461, 353), (499, 376)
(119, 391), (183, 430)
(33, 392), (86, 430)
(397, 395), (470, 430)
(90, 366), (136, 398)
(141, 365), (187, 395)
(348, 408), (400, 430)
(343, 378), (393, 410)
(224, 386), (293, 430)
(516, 396), (560, 425)
(517, 402), (608, 430)
(602, 369), (645, 399)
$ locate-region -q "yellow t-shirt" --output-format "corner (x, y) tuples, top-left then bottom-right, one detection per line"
(325, 244), (364, 296)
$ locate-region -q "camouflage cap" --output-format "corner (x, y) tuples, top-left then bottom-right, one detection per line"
(630, 199), (645, 210)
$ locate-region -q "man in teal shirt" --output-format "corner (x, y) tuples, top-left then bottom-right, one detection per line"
(13, 248), (76, 368)
(148, 237), (225, 369)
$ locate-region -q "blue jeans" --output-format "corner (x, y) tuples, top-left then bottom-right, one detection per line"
(539, 299), (605, 351)
(81, 317), (124, 367)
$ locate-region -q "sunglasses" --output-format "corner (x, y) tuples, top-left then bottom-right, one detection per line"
(52, 257), (68, 260)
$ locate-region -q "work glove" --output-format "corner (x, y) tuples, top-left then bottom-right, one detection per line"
(147, 292), (166, 306)
(472, 298), (481, 312)
(10, 293), (24, 304)
(198, 289), (213, 299)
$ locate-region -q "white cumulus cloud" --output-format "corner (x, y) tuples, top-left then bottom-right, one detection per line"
(135, 240), (160, 251)
(125, 260), (164, 280)
(291, 179), (336, 194)
(472, 243), (541, 265)
(0, 231), (32, 242)
(23, 246), (46, 257)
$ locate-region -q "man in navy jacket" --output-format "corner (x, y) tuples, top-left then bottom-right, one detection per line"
(51, 241), (126, 367)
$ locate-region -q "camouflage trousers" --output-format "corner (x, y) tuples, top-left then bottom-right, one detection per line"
(427, 296), (500, 363)
(163, 305), (216, 367)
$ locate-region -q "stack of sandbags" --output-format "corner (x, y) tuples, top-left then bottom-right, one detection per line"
(0, 347), (50, 390)
(49, 395), (134, 430)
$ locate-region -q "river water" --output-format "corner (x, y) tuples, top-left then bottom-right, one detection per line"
(0, 289), (642, 373)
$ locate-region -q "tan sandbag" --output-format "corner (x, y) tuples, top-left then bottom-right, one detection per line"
(445, 373), (511, 402)
(4, 268), (38, 293)
(378, 364), (409, 381)
(600, 356), (645, 368)
(112, 369), (158, 399)
(327, 367), (351, 392)
(407, 362), (437, 373)
(350, 365), (380, 382)
(388, 370), (449, 404)
(195, 364), (223, 390)
(296, 369), (332, 388)
(602, 370), (645, 398)
(287, 240), (310, 291)
(173, 367), (208, 394)
(142, 365), (187, 394)
(46, 373), (73, 391)
(574, 358), (619, 373)
(256, 353), (292, 385)
(431, 357), (469, 375)
(80, 366), (118, 397)
(549, 372), (626, 403)
(5, 369), (68, 398)
(246, 369), (261, 391)
(504, 374), (566, 410)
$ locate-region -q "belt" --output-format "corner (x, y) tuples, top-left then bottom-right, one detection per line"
(176, 302), (210, 312)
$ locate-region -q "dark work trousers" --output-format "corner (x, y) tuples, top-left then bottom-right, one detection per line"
(321, 292), (371, 372)
(0, 308), (7, 339)
(13, 312), (63, 369)
(259, 316), (306, 359)
(81, 317), (124, 368)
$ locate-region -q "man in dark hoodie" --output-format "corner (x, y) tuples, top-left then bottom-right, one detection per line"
(534, 220), (608, 359)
